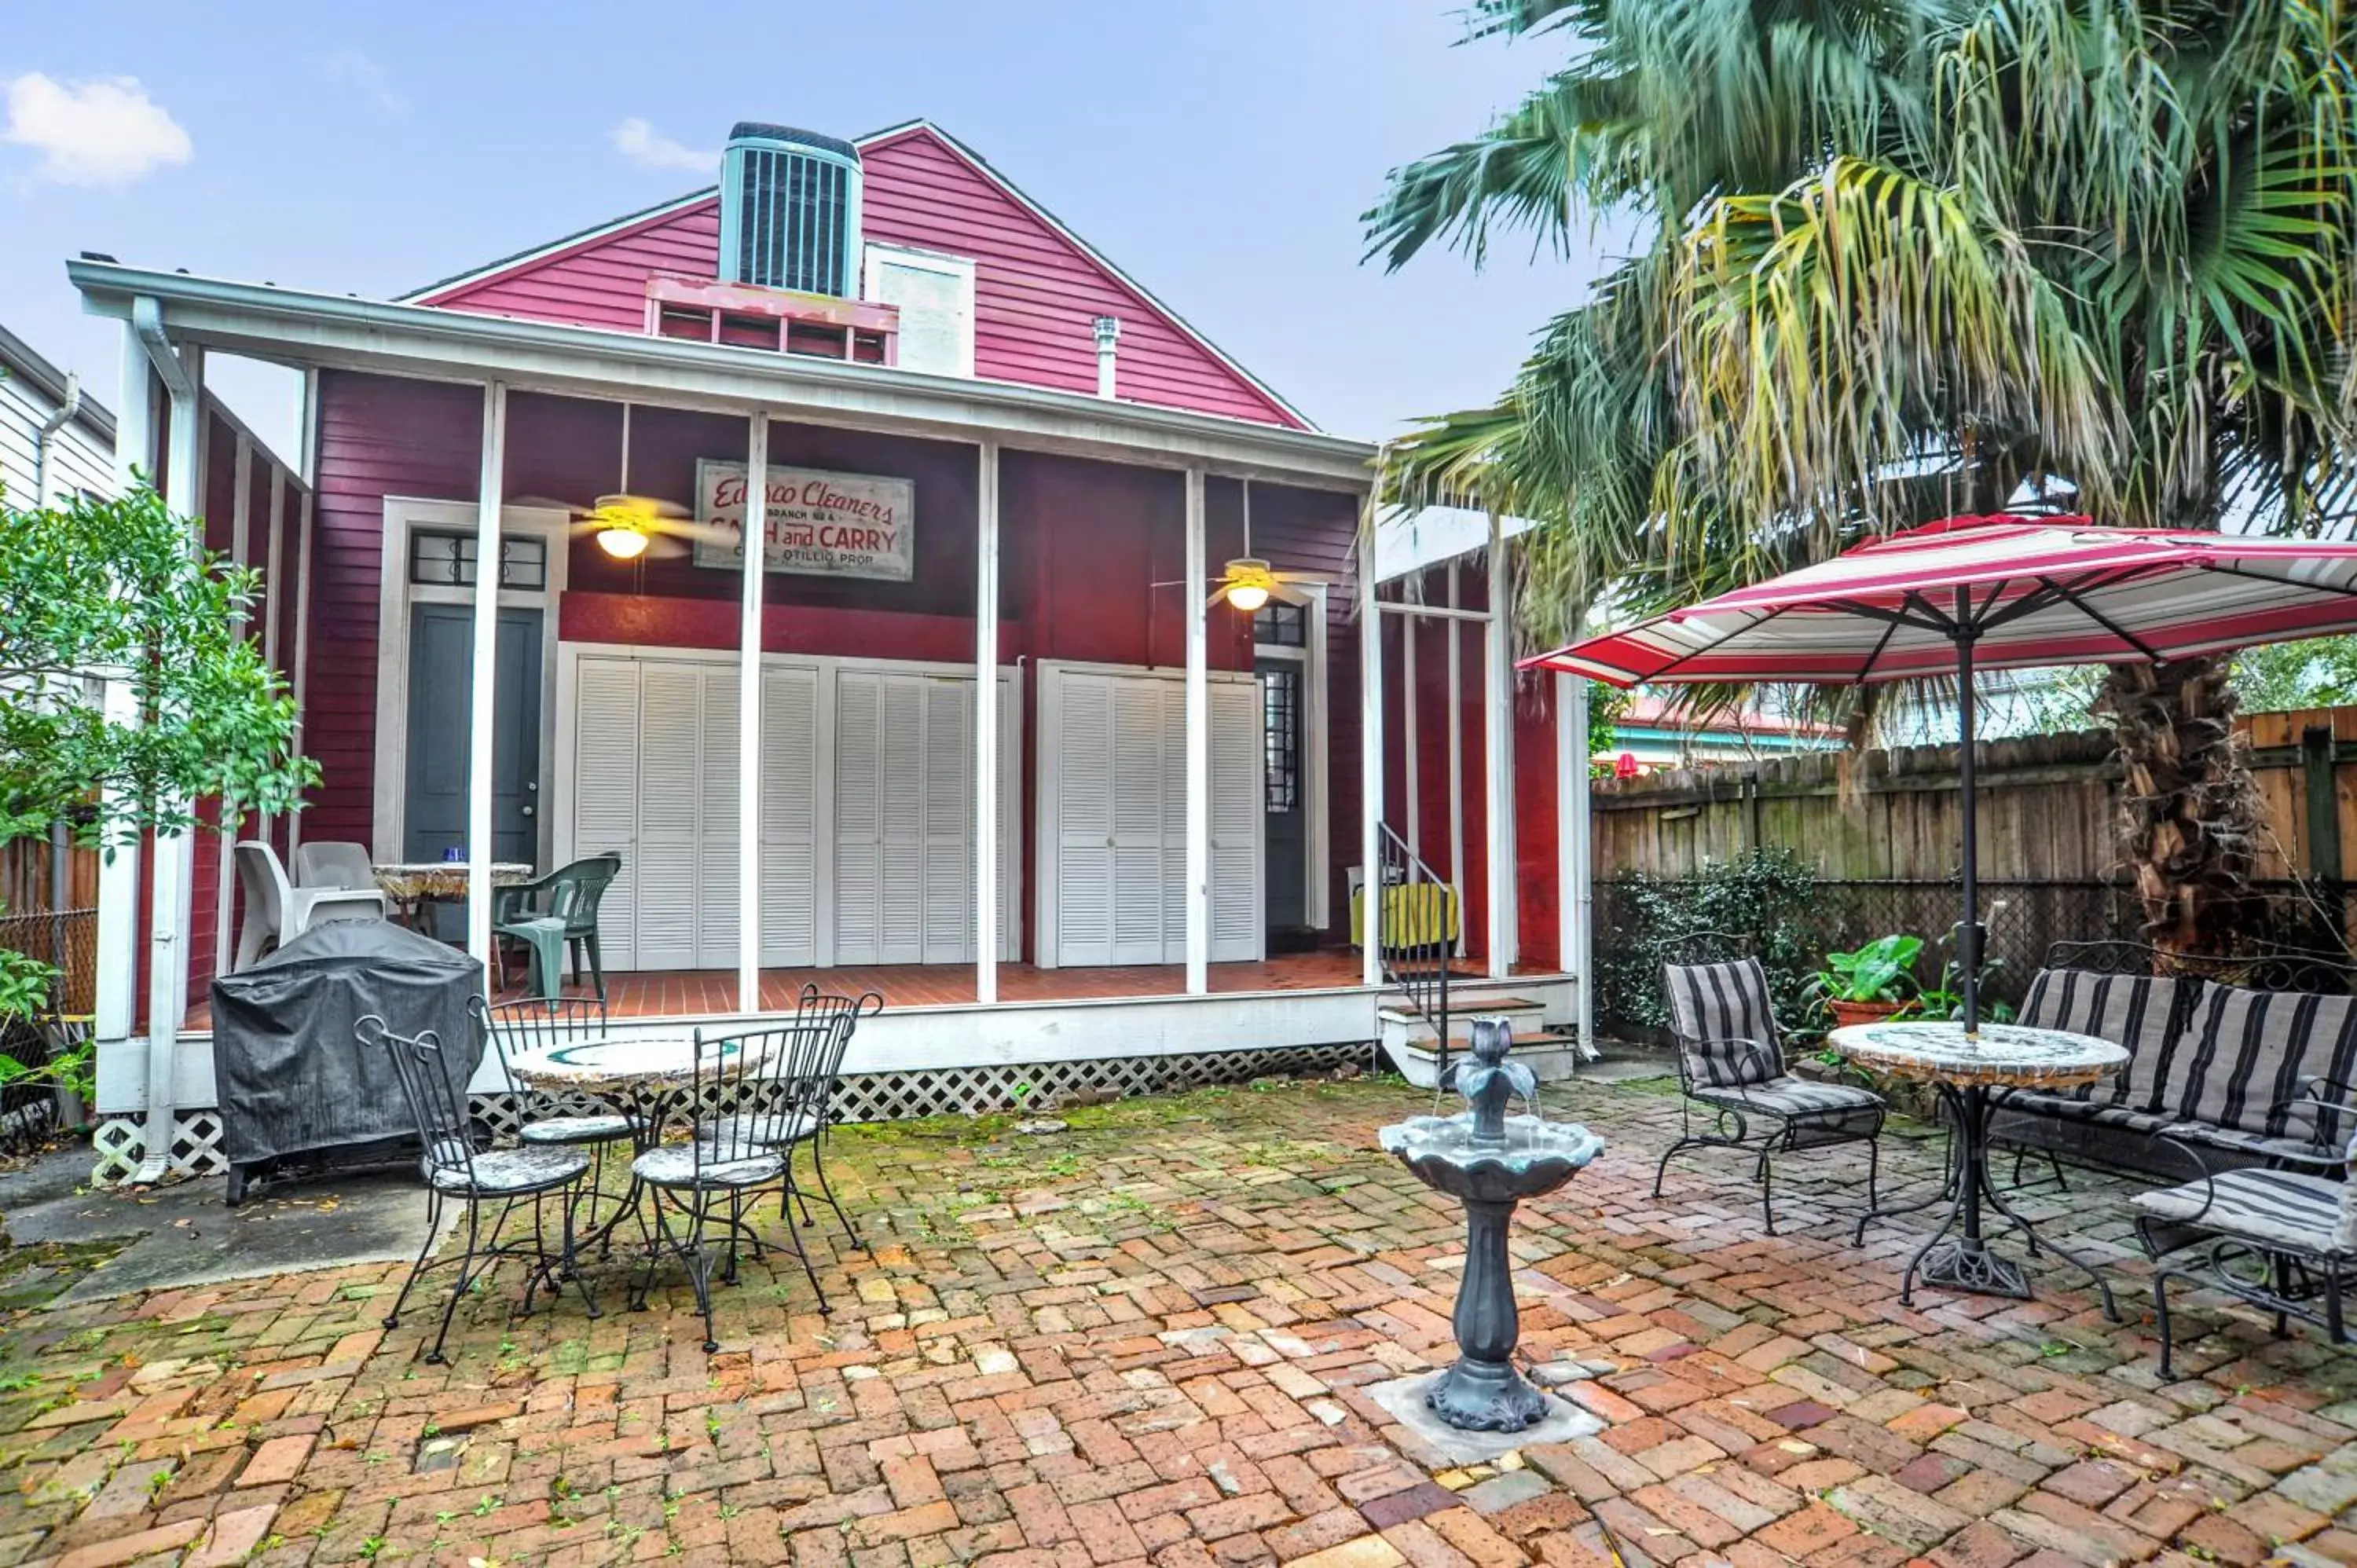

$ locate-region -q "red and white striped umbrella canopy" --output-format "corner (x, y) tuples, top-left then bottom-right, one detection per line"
(1529, 515), (2357, 687)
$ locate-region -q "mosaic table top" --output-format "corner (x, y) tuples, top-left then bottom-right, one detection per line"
(1827, 1020), (2127, 1089)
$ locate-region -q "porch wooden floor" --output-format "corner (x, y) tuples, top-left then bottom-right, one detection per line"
(503, 948), (1382, 1017)
(185, 948), (1557, 1028)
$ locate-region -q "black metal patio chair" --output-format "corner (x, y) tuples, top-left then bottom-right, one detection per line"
(470, 994), (638, 1247)
(359, 1013), (598, 1364)
(629, 1024), (811, 1352)
(1653, 932), (1886, 1234)
(698, 985), (882, 1247)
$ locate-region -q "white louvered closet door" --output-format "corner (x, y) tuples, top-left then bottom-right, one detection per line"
(1053, 675), (1116, 967)
(632, 663), (706, 970)
(759, 667), (819, 967)
(697, 668), (741, 967)
(1208, 679), (1265, 961)
(875, 674), (927, 963)
(571, 658), (642, 968)
(832, 672), (884, 964)
(1111, 676), (1170, 965)
(922, 677), (975, 963)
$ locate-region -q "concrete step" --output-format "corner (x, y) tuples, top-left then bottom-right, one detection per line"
(1378, 997), (1549, 1040)
(1380, 1028), (1595, 1089)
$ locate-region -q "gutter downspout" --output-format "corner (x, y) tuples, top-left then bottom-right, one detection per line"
(32, 371), (82, 508)
(132, 296), (200, 1185)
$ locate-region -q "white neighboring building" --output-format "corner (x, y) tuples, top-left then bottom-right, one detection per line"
(0, 322), (115, 507)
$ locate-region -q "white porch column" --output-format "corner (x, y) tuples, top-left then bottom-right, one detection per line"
(464, 383), (508, 968)
(1484, 512), (1516, 978)
(288, 370), (318, 859)
(1358, 521), (1383, 987)
(975, 441), (1001, 1002)
(1446, 562), (1466, 957)
(142, 336), (203, 1181)
(737, 412), (769, 1013)
(1182, 468), (1210, 995)
(1402, 602), (1420, 855)
(212, 438), (252, 980)
(94, 328), (152, 1061)
(1556, 672), (1595, 1056)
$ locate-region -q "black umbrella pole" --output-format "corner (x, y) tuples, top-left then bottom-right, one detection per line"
(1955, 614), (1979, 1037)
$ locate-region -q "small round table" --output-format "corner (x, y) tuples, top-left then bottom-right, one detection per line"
(1834, 1020), (2126, 1317)
(501, 1033), (707, 1255)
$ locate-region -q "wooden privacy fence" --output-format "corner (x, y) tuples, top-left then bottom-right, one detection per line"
(1589, 705), (2357, 1036)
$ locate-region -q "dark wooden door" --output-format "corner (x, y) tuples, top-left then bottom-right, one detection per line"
(405, 604), (543, 865)
(1257, 658), (1307, 932)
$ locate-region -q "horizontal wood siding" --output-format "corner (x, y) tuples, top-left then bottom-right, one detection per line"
(858, 130), (1301, 427)
(304, 372), (485, 859)
(419, 127), (1302, 427)
(430, 199), (723, 332)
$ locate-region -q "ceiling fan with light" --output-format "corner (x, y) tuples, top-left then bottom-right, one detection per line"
(514, 406), (741, 561)
(1155, 479), (1329, 610)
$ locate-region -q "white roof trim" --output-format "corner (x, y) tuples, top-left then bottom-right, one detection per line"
(66, 260), (1375, 489)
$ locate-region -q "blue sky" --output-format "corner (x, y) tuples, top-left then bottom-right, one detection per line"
(1, 0), (1608, 460)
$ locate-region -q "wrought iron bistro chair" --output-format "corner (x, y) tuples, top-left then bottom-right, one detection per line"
(492, 854), (621, 1002)
(2132, 1116), (2357, 1377)
(469, 995), (638, 1247)
(629, 1024), (805, 1354)
(358, 1014), (598, 1365)
(699, 986), (883, 1246)
(1654, 934), (1887, 1234)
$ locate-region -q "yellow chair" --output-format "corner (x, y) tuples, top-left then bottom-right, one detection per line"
(1351, 881), (1461, 951)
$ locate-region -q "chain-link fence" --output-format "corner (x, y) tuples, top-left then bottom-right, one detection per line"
(0, 908), (97, 1152)
(1592, 873), (2307, 1045)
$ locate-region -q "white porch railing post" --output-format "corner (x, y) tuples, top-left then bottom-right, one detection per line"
(975, 441), (1001, 1003)
(465, 383), (507, 969)
(93, 325), (152, 1077)
(1182, 468), (1209, 995)
(1557, 671), (1593, 1056)
(141, 337), (203, 1181)
(1358, 521), (1383, 988)
(738, 412), (769, 1013)
(1485, 511), (1516, 978)
(1446, 561), (1466, 958)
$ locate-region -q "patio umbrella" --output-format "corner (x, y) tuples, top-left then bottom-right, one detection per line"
(1527, 513), (2357, 1033)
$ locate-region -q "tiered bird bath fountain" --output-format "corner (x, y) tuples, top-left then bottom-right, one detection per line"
(1376, 1019), (1604, 1444)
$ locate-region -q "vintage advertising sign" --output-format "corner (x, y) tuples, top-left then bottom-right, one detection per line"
(693, 460), (915, 581)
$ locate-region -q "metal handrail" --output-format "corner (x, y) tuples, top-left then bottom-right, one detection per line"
(1375, 823), (1456, 1083)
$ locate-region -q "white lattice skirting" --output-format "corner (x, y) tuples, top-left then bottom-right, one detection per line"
(90, 1042), (1372, 1185)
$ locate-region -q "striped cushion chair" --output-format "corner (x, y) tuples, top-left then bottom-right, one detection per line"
(2132, 1123), (2355, 1376)
(2152, 985), (2357, 1170)
(1657, 954), (1886, 1236)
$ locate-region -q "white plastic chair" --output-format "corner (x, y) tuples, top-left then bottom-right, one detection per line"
(233, 841), (388, 971)
(295, 839), (377, 891)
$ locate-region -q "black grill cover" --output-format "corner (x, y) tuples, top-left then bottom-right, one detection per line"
(209, 920), (482, 1167)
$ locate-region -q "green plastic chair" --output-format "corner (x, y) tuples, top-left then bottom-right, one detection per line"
(492, 854), (621, 1002)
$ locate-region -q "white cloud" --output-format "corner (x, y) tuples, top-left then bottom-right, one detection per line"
(318, 49), (406, 115)
(1, 72), (192, 187)
(611, 117), (714, 173)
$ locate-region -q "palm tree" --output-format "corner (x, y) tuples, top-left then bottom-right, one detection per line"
(1371, 0), (2357, 952)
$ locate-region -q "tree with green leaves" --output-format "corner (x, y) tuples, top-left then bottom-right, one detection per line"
(1369, 0), (2356, 952)
(0, 485), (315, 1086)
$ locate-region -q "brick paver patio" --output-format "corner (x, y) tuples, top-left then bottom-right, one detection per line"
(1, 1073), (2352, 1568)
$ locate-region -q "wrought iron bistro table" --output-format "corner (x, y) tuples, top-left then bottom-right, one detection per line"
(499, 1033), (709, 1254)
(372, 861), (533, 929)
(1835, 1020), (2127, 1318)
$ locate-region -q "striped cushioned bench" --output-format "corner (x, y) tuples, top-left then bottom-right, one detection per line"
(1991, 956), (2357, 1178)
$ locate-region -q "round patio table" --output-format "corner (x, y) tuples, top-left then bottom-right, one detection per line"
(373, 862), (533, 929)
(1833, 1020), (2126, 1318)
(500, 1032), (712, 1258)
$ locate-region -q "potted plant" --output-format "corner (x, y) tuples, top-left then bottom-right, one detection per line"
(1805, 935), (1924, 1029)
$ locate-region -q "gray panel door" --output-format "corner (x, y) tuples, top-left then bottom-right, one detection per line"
(1257, 658), (1307, 932)
(405, 604), (543, 865)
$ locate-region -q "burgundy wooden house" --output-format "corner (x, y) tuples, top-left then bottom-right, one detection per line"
(70, 119), (1591, 1181)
